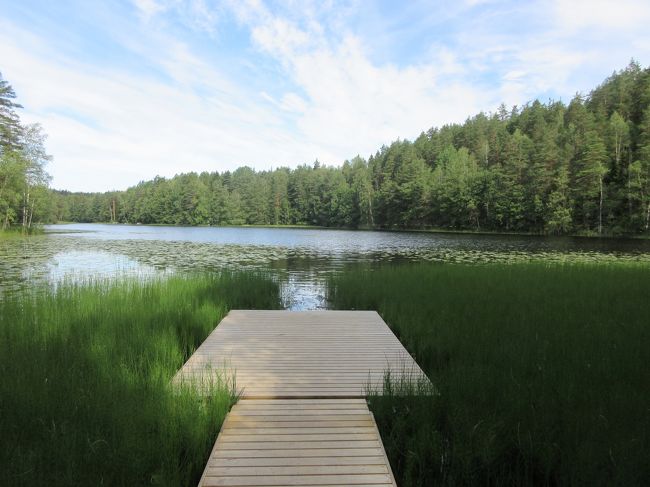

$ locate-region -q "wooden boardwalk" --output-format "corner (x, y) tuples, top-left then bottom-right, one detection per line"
(174, 310), (427, 398)
(199, 399), (396, 486)
(175, 310), (429, 486)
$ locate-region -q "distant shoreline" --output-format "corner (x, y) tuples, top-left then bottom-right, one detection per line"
(42, 221), (650, 241)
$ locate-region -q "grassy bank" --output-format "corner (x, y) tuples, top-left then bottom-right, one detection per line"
(0, 226), (44, 237)
(328, 263), (650, 486)
(0, 273), (280, 486)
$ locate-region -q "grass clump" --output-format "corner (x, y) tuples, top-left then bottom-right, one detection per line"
(0, 272), (280, 486)
(0, 225), (44, 237)
(329, 262), (650, 486)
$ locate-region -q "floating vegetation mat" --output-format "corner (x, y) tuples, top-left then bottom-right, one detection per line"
(2, 232), (650, 307)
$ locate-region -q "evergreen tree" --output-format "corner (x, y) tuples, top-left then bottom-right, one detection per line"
(47, 62), (650, 236)
(576, 131), (608, 233)
(0, 73), (23, 152)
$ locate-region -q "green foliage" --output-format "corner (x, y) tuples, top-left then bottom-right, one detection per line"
(51, 62), (650, 235)
(3, 61), (650, 235)
(576, 131), (608, 233)
(0, 272), (281, 486)
(0, 73), (53, 231)
(0, 71), (23, 151)
(328, 263), (650, 486)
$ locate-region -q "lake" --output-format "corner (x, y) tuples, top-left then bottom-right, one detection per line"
(2, 223), (650, 309)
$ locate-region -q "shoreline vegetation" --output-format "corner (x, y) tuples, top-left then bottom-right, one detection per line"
(3, 62), (650, 238)
(1, 244), (649, 486)
(46, 63), (650, 237)
(0, 225), (45, 236)
(328, 262), (650, 486)
(0, 273), (281, 487)
(24, 220), (650, 241)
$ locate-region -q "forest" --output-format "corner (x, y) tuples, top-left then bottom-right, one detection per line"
(0, 75), (51, 232)
(3, 61), (650, 235)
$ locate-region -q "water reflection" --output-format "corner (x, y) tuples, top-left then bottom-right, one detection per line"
(46, 251), (162, 284)
(1, 224), (650, 309)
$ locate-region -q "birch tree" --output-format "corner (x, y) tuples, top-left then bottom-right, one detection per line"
(20, 123), (52, 232)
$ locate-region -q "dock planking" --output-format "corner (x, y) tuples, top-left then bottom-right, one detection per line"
(199, 399), (397, 487)
(173, 310), (428, 398)
(176, 310), (429, 486)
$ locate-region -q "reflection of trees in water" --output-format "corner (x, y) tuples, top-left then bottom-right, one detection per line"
(2, 233), (650, 301)
(1, 237), (65, 294)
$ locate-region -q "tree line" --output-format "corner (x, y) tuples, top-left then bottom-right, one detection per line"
(0, 73), (51, 232)
(5, 61), (650, 235)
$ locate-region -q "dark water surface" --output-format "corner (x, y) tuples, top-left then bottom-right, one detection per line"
(2, 224), (650, 309)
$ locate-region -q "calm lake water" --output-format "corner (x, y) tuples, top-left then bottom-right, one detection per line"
(2, 223), (650, 309)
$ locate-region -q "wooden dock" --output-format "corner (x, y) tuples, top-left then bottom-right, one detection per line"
(199, 399), (396, 486)
(175, 310), (429, 486)
(174, 310), (427, 398)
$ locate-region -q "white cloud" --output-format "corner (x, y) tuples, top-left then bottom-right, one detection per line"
(447, 0), (650, 105)
(553, 0), (650, 32)
(0, 20), (323, 191)
(251, 17), (313, 58)
(280, 93), (308, 113)
(133, 0), (167, 20)
(2, 0), (650, 192)
(184, 0), (221, 33)
(0, 2), (492, 192)
(239, 7), (489, 161)
(133, 0), (221, 33)
(288, 38), (480, 151)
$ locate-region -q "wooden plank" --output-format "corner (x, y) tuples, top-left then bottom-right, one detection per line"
(201, 473), (392, 486)
(198, 398), (396, 487)
(219, 431), (377, 447)
(225, 420), (375, 428)
(207, 456), (386, 467)
(178, 310), (420, 486)
(174, 310), (429, 398)
(212, 448), (384, 458)
(215, 441), (383, 450)
(221, 427), (376, 435)
(237, 399), (367, 405)
(228, 410), (372, 418)
(205, 465), (389, 476)
(226, 414), (374, 422)
(232, 403), (372, 410)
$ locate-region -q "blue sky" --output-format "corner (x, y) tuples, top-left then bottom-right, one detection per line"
(1, 0), (649, 192)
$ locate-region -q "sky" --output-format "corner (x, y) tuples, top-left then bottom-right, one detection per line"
(1, 0), (649, 192)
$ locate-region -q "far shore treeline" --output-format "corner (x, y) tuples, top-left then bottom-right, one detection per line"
(3, 61), (650, 236)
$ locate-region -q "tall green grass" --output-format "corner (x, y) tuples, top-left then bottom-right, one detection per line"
(329, 262), (650, 486)
(0, 272), (280, 486)
(0, 225), (44, 236)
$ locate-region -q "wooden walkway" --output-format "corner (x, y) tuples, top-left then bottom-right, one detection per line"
(174, 310), (427, 398)
(199, 399), (396, 486)
(175, 310), (429, 486)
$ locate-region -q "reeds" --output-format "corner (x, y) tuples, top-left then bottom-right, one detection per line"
(0, 272), (280, 486)
(329, 262), (650, 486)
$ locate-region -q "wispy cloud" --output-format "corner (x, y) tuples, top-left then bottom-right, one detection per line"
(1, 0), (648, 191)
(553, 0), (650, 31)
(133, 0), (167, 21)
(0, 17), (312, 191)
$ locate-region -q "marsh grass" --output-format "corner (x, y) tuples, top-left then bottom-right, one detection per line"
(329, 262), (650, 486)
(0, 272), (280, 486)
(0, 225), (44, 237)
